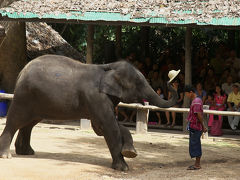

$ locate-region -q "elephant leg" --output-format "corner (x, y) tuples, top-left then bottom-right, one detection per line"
(0, 101), (35, 158)
(0, 125), (17, 158)
(97, 111), (129, 171)
(15, 121), (39, 155)
(91, 122), (104, 136)
(0, 103), (25, 158)
(119, 124), (137, 158)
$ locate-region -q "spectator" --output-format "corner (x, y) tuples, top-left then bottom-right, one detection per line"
(208, 85), (226, 136)
(225, 50), (240, 81)
(210, 52), (224, 76)
(205, 92), (215, 108)
(203, 67), (217, 92)
(155, 87), (164, 125)
(165, 80), (183, 127)
(137, 61), (147, 77)
(115, 106), (129, 122)
(144, 57), (152, 76)
(148, 63), (159, 80)
(199, 58), (209, 80)
(221, 75), (234, 95)
(150, 71), (163, 91)
(125, 52), (136, 65)
(219, 68), (231, 86)
(227, 83), (240, 130)
(178, 72), (185, 90)
(195, 82), (207, 104)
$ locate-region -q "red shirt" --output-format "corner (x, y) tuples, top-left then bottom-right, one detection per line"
(187, 97), (203, 131)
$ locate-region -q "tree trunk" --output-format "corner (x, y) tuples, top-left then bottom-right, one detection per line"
(115, 25), (122, 59)
(86, 25), (94, 64)
(183, 27), (192, 132)
(0, 22), (27, 92)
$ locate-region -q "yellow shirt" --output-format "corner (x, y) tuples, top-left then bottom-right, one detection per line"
(227, 91), (240, 106)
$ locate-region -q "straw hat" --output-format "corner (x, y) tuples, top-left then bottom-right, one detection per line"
(168, 69), (180, 83)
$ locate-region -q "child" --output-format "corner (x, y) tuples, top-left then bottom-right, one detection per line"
(205, 93), (214, 108)
(184, 85), (207, 170)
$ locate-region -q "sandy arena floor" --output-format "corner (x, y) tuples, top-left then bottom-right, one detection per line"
(0, 118), (240, 180)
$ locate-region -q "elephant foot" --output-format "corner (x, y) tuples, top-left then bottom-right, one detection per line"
(121, 144), (137, 158)
(15, 145), (35, 155)
(0, 150), (12, 159)
(112, 158), (129, 171)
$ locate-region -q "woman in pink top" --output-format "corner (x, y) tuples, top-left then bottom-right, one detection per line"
(208, 85), (226, 136)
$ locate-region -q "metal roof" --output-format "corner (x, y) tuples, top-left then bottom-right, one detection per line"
(1, 0), (240, 27)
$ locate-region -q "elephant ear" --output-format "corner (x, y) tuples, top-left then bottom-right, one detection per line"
(99, 69), (123, 98)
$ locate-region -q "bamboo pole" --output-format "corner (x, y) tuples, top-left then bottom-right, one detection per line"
(0, 93), (14, 100)
(2, 92), (240, 117)
(118, 103), (240, 116)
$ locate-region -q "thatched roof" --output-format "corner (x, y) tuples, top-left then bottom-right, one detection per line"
(1, 0), (240, 24)
(26, 22), (84, 61)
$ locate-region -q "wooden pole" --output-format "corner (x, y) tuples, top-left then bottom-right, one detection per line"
(182, 27), (192, 132)
(115, 25), (122, 59)
(86, 25), (94, 64)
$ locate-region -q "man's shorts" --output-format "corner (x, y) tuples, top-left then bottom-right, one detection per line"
(189, 128), (202, 158)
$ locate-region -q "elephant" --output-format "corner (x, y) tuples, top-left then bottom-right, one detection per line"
(0, 55), (178, 171)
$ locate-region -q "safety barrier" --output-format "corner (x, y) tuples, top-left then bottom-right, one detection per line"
(1, 93), (240, 135)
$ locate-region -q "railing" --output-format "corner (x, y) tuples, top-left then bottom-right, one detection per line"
(0, 93), (13, 100)
(1, 92), (240, 135)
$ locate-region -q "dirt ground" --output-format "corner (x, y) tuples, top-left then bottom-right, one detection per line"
(0, 118), (240, 180)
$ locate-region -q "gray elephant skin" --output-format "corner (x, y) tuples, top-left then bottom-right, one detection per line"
(0, 55), (178, 171)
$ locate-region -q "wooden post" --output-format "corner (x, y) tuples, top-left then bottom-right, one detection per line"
(115, 25), (122, 59)
(183, 27), (192, 132)
(136, 109), (149, 134)
(80, 119), (92, 130)
(202, 105), (209, 139)
(136, 102), (149, 134)
(86, 25), (94, 64)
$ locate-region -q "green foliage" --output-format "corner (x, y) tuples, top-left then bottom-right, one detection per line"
(50, 23), (236, 64)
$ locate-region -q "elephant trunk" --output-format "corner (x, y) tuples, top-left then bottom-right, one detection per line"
(145, 83), (178, 108)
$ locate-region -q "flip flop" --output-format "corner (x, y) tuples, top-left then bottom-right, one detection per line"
(187, 165), (201, 170)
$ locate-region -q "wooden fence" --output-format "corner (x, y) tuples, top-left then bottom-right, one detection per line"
(1, 92), (240, 135)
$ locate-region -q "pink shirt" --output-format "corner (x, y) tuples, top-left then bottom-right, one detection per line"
(187, 97), (203, 131)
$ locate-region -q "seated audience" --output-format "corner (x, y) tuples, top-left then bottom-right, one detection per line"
(210, 53), (224, 76)
(205, 92), (215, 108)
(226, 50), (240, 81)
(204, 67), (217, 92)
(165, 80), (183, 127)
(150, 71), (163, 91)
(219, 68), (231, 85)
(155, 87), (164, 125)
(227, 84), (240, 130)
(115, 106), (129, 122)
(221, 75), (234, 95)
(148, 63), (159, 80)
(195, 82), (207, 104)
(208, 85), (226, 136)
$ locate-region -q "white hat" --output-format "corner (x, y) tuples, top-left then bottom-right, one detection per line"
(168, 69), (180, 83)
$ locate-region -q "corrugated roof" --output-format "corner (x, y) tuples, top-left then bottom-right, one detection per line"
(1, 0), (240, 27)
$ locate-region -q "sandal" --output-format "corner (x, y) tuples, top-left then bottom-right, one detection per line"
(170, 123), (175, 128)
(187, 165), (201, 170)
